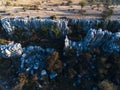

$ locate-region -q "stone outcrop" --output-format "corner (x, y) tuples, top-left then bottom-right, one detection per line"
(20, 46), (54, 74)
(20, 46), (46, 74)
(1, 18), (69, 35)
(0, 42), (54, 74)
(1, 18), (120, 54)
(1, 18), (120, 35)
(0, 18), (120, 90)
(0, 42), (23, 58)
(66, 28), (120, 53)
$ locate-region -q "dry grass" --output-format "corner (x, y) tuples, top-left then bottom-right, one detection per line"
(0, 0), (119, 20)
(4, 0), (81, 5)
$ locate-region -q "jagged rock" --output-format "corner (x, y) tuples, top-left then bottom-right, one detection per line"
(1, 18), (120, 53)
(41, 70), (47, 76)
(1, 18), (120, 36)
(66, 28), (120, 53)
(45, 48), (54, 54)
(1, 18), (15, 35)
(65, 35), (69, 48)
(1, 18), (69, 36)
(103, 32), (120, 52)
(20, 46), (54, 74)
(1, 18), (120, 89)
(0, 42), (23, 58)
(0, 42), (54, 74)
(49, 72), (58, 79)
(20, 46), (45, 72)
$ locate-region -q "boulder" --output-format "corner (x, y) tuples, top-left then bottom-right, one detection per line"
(0, 42), (23, 58)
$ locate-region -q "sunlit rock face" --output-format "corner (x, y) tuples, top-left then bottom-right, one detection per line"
(1, 19), (15, 35)
(1, 18), (69, 35)
(1, 18), (120, 35)
(1, 18), (120, 54)
(0, 42), (23, 58)
(67, 28), (120, 53)
(81, 28), (112, 50)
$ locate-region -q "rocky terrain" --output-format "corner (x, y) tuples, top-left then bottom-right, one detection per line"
(0, 0), (120, 90)
(0, 17), (120, 90)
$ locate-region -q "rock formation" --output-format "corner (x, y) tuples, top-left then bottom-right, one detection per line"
(67, 28), (120, 53)
(1, 18), (69, 35)
(0, 42), (23, 58)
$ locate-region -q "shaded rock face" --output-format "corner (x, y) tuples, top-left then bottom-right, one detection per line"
(0, 40), (56, 74)
(0, 44), (54, 89)
(103, 32), (120, 52)
(20, 46), (46, 74)
(68, 28), (120, 53)
(69, 19), (120, 32)
(0, 42), (53, 74)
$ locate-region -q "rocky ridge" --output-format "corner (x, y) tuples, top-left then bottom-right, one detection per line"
(0, 18), (120, 89)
